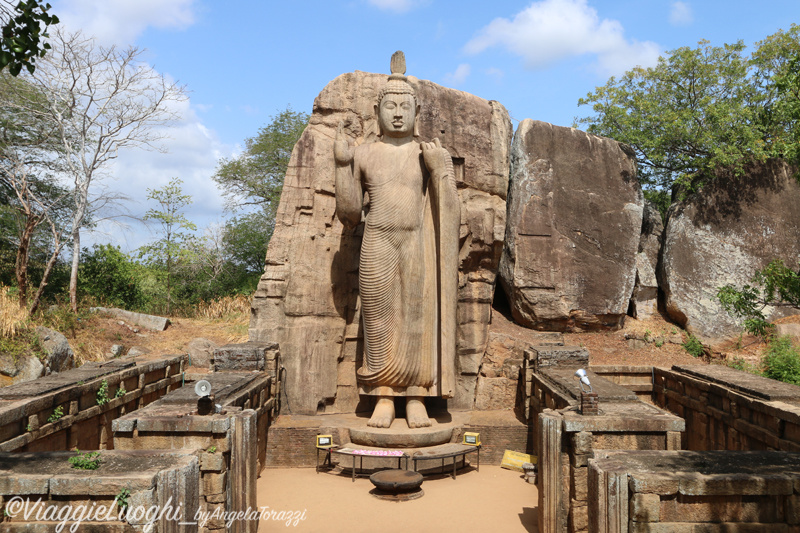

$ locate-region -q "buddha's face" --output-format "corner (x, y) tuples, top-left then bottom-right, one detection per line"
(377, 93), (416, 138)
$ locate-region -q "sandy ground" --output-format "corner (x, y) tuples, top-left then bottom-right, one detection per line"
(256, 466), (538, 533)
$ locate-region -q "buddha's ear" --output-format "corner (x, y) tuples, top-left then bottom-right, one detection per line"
(374, 103), (381, 135)
(413, 103), (421, 138)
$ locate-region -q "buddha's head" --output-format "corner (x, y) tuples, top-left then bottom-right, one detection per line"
(376, 51), (419, 139)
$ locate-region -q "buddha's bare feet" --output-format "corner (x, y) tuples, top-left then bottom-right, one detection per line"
(367, 397), (395, 428)
(406, 397), (431, 428)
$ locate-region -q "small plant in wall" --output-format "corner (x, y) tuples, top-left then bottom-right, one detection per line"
(116, 488), (131, 510)
(115, 386), (126, 399)
(207, 445), (217, 453)
(96, 380), (110, 406)
(47, 406), (64, 423)
(69, 449), (101, 470)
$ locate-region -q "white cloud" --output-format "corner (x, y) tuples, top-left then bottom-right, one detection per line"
(57, 0), (196, 46)
(485, 67), (505, 82)
(669, 1), (693, 26)
(366, 0), (417, 13)
(87, 98), (235, 252)
(444, 63), (471, 85)
(464, 0), (661, 76)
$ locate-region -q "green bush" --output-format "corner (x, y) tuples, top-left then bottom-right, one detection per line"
(69, 450), (101, 470)
(762, 336), (800, 385)
(79, 244), (148, 311)
(682, 335), (705, 357)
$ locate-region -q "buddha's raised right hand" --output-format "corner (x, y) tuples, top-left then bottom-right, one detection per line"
(334, 121), (354, 164)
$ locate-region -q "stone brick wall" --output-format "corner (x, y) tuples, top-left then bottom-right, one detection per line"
(0, 450), (199, 531)
(590, 365), (654, 403)
(265, 422), (323, 468)
(590, 450), (800, 533)
(653, 365), (800, 452)
(0, 355), (185, 453)
(115, 408), (259, 533)
(458, 410), (529, 464)
(534, 367), (684, 533)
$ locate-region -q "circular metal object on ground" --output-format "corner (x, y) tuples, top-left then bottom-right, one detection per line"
(369, 469), (424, 493)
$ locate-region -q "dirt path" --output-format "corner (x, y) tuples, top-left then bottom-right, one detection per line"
(255, 466), (537, 533)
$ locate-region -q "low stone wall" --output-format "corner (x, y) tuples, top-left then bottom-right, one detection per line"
(590, 449), (800, 533)
(264, 415), (326, 468)
(534, 368), (684, 533)
(0, 449), (198, 532)
(653, 364), (800, 452)
(113, 372), (274, 533)
(457, 410), (528, 464)
(0, 355), (185, 453)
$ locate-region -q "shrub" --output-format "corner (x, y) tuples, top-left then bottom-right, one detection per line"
(79, 244), (148, 311)
(47, 405), (64, 423)
(69, 450), (101, 470)
(96, 380), (110, 406)
(762, 336), (800, 385)
(682, 335), (705, 357)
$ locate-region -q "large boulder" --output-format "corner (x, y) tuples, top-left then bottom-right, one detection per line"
(35, 326), (74, 374)
(499, 120), (643, 331)
(660, 160), (800, 343)
(249, 71), (512, 414)
(186, 337), (218, 368)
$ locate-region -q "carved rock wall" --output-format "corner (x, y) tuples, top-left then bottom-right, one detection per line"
(250, 71), (511, 415)
(659, 160), (800, 343)
(499, 119), (643, 332)
(630, 200), (664, 319)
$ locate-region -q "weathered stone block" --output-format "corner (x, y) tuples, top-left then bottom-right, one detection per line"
(530, 346), (589, 372)
(187, 338), (218, 368)
(202, 472), (227, 496)
(214, 342), (278, 372)
(571, 464), (588, 501)
(630, 493), (661, 522)
(200, 452), (225, 472)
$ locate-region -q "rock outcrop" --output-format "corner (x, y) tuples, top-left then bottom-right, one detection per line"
(660, 160), (800, 343)
(249, 71), (512, 415)
(630, 200), (664, 319)
(35, 326), (74, 375)
(499, 120), (643, 331)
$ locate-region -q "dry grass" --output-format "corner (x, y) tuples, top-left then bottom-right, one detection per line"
(194, 294), (251, 320)
(0, 286), (28, 338)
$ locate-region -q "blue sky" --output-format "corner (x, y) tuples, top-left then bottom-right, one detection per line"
(49, 0), (800, 250)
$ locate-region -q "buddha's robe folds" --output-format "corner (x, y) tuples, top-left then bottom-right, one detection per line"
(338, 140), (459, 398)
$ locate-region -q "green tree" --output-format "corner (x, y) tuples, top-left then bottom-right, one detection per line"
(222, 212), (270, 275)
(718, 259), (800, 338)
(576, 25), (800, 215)
(78, 244), (146, 310)
(213, 107), (308, 240)
(138, 178), (196, 315)
(0, 0), (59, 76)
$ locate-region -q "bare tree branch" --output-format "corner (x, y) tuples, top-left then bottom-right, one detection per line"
(14, 28), (187, 312)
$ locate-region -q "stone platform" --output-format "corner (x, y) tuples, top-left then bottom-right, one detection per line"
(265, 410), (528, 467)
